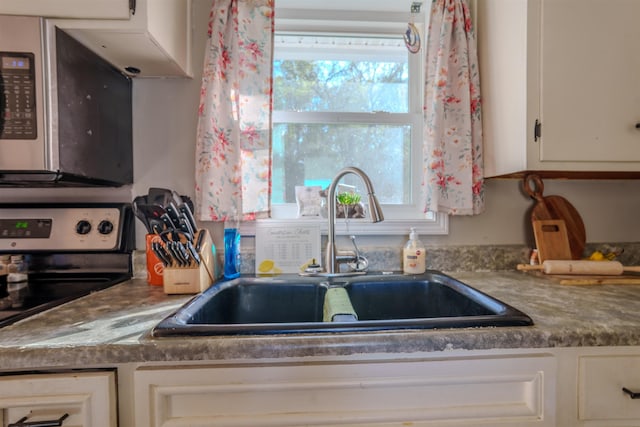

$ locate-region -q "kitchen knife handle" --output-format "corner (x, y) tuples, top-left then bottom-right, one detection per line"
(165, 241), (184, 267)
(194, 229), (206, 252)
(179, 203), (198, 233)
(160, 229), (193, 244)
(186, 241), (201, 265)
(166, 202), (182, 225)
(160, 213), (176, 230)
(152, 242), (172, 267)
(179, 216), (194, 235)
(160, 243), (174, 267)
(176, 242), (192, 266)
(151, 221), (164, 234)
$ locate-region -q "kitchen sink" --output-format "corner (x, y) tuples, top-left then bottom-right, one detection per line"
(152, 272), (533, 336)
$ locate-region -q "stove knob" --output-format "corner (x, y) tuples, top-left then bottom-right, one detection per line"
(75, 220), (92, 235)
(98, 220), (114, 235)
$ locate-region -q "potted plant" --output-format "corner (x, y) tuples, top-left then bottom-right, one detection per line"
(336, 191), (366, 218)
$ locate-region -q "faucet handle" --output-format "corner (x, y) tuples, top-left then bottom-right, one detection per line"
(349, 256), (369, 272)
(348, 235), (369, 272)
(348, 235), (360, 257)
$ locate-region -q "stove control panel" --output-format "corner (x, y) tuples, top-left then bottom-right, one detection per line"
(0, 205), (125, 251)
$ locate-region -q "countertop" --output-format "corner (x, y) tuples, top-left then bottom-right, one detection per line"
(1, 271), (640, 370)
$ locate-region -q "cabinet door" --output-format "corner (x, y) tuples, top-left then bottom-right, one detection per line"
(135, 356), (556, 426)
(477, 0), (543, 176)
(579, 355), (640, 422)
(0, 371), (117, 427)
(50, 0), (193, 78)
(539, 0), (640, 162)
(0, 0), (131, 19)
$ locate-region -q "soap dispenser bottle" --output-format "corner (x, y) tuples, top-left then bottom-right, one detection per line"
(224, 215), (241, 279)
(403, 228), (426, 274)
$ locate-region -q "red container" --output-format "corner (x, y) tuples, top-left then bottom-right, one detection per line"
(145, 234), (164, 286)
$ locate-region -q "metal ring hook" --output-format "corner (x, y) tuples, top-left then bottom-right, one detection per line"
(404, 22), (421, 54)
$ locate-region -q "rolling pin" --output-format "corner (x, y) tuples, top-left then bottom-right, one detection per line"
(517, 260), (640, 275)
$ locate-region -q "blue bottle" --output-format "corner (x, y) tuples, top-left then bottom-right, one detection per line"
(223, 221), (241, 279)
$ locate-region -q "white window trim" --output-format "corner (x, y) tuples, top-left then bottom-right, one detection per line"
(242, 215), (448, 237)
(259, 7), (449, 237)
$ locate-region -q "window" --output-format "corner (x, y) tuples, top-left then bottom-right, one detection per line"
(266, 6), (447, 236)
(272, 34), (413, 205)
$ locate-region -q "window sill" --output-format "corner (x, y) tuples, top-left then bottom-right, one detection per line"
(240, 216), (448, 237)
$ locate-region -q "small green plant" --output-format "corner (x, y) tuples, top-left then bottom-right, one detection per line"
(336, 191), (361, 205)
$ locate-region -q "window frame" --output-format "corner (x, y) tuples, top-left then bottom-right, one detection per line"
(245, 7), (448, 237)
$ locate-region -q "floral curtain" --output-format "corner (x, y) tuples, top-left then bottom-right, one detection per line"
(195, 0), (274, 221)
(423, 0), (484, 215)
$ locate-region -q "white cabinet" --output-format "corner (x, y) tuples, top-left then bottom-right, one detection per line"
(578, 355), (640, 423)
(551, 348), (640, 426)
(477, 0), (640, 176)
(134, 354), (557, 426)
(0, 370), (117, 427)
(0, 0), (131, 19)
(0, 0), (192, 78)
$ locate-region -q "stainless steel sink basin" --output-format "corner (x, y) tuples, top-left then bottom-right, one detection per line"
(152, 272), (533, 336)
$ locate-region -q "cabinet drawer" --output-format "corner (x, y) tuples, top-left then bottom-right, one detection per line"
(0, 370), (117, 427)
(579, 355), (640, 420)
(136, 356), (556, 426)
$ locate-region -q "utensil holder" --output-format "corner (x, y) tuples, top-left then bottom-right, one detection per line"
(163, 229), (218, 295)
(145, 234), (164, 286)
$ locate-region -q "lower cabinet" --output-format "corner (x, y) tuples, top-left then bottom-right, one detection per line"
(5, 348), (640, 426)
(134, 354), (557, 426)
(578, 355), (640, 424)
(552, 349), (640, 427)
(0, 370), (117, 427)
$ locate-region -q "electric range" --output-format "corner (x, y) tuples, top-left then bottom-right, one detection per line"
(0, 203), (134, 327)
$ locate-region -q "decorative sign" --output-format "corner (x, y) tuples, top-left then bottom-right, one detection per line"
(295, 185), (323, 217)
(255, 223), (321, 274)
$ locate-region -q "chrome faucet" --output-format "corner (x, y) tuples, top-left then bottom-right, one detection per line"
(325, 167), (384, 275)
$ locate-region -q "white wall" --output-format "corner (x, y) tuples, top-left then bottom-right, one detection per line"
(1, 0), (639, 251)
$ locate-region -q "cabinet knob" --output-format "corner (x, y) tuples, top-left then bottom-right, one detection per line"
(635, 123), (640, 129)
(623, 387), (640, 399)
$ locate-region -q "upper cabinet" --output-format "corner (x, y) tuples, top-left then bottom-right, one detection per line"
(477, 0), (640, 177)
(0, 0), (132, 19)
(0, 0), (192, 78)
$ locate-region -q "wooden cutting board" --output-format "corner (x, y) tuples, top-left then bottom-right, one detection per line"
(557, 277), (640, 285)
(523, 270), (640, 285)
(524, 174), (586, 260)
(532, 219), (572, 263)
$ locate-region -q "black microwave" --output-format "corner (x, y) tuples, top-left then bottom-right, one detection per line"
(0, 15), (133, 187)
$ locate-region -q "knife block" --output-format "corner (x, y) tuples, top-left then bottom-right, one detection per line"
(163, 229), (218, 295)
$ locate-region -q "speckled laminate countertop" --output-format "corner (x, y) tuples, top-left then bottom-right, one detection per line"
(1, 271), (640, 370)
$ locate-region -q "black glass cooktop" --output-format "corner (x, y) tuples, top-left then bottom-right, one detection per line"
(0, 272), (130, 327)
